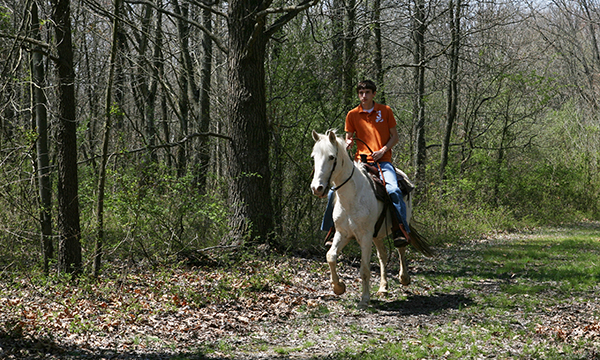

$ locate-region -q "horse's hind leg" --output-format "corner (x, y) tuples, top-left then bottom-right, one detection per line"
(327, 232), (350, 296)
(373, 236), (389, 295)
(397, 246), (411, 286)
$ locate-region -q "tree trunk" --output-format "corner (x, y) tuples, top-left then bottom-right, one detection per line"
(94, 0), (122, 277)
(174, 0), (198, 178)
(51, 0), (82, 275)
(440, 0), (461, 181)
(372, 0), (385, 104)
(145, 5), (163, 165)
(130, 3), (153, 156)
(196, 4), (213, 193)
(412, 0), (427, 197)
(113, 30), (127, 131)
(30, 2), (53, 275)
(225, 0), (316, 244)
(343, 0), (356, 109)
(226, 1), (273, 244)
(332, 0), (344, 96)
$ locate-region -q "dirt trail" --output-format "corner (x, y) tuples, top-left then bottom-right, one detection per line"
(1, 229), (599, 359)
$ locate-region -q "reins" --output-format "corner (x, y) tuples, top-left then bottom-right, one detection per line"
(353, 137), (386, 187)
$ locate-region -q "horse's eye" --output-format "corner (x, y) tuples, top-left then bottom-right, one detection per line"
(329, 155), (335, 161)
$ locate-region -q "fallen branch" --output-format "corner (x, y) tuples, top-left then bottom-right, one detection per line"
(198, 244), (240, 253)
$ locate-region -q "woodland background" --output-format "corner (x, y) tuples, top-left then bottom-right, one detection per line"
(0, 0), (599, 275)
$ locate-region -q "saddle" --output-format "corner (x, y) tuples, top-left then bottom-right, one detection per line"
(362, 162), (415, 238)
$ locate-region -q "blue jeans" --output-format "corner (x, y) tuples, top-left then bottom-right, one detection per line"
(321, 161), (409, 232)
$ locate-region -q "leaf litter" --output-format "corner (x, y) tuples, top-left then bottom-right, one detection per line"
(1, 228), (600, 359)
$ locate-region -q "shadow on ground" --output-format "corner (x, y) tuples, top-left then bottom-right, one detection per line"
(370, 292), (473, 315)
(0, 331), (210, 360)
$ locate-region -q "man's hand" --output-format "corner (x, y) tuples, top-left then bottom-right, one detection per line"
(372, 146), (388, 162)
(345, 137), (354, 150)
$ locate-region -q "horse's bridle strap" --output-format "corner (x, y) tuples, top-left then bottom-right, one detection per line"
(331, 165), (354, 192)
(326, 144), (355, 192)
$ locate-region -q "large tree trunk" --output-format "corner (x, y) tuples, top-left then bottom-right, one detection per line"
(224, 0), (316, 244)
(440, 0), (461, 181)
(30, 2), (53, 275)
(51, 0), (82, 275)
(412, 0), (427, 197)
(226, 1), (273, 245)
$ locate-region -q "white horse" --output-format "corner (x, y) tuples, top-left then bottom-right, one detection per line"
(310, 130), (431, 309)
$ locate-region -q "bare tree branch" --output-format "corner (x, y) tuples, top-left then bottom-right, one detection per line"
(124, 0), (229, 54)
(264, 0), (318, 37)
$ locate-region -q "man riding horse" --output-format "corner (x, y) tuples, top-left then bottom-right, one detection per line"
(320, 80), (410, 248)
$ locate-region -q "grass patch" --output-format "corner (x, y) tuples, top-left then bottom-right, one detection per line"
(327, 225), (600, 359)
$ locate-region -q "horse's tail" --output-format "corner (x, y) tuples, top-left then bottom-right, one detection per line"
(409, 221), (434, 257)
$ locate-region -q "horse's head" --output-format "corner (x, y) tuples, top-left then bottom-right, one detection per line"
(310, 130), (342, 198)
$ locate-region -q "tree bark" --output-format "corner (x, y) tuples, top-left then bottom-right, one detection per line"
(51, 0), (82, 275)
(30, 2), (53, 275)
(226, 0), (273, 244)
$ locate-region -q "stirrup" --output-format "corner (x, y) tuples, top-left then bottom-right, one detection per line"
(393, 231), (409, 248)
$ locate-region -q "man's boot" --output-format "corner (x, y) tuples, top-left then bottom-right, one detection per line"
(393, 222), (410, 248)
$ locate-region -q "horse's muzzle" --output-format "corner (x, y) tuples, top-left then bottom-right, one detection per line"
(311, 184), (327, 198)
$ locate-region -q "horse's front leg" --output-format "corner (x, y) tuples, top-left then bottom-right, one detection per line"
(327, 232), (350, 296)
(373, 236), (389, 295)
(397, 246), (411, 286)
(357, 234), (373, 309)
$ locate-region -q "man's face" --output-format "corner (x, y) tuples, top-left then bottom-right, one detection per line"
(358, 89), (375, 107)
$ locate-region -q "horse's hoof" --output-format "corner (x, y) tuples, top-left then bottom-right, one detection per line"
(400, 275), (411, 286)
(376, 290), (389, 297)
(333, 282), (346, 295)
(357, 301), (369, 310)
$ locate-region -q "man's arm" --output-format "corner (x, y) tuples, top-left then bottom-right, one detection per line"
(372, 127), (399, 162)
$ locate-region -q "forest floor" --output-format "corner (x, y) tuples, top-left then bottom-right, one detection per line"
(1, 224), (600, 359)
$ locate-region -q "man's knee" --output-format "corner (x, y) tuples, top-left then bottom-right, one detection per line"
(386, 184), (402, 198)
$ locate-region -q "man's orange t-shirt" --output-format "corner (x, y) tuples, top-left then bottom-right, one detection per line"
(345, 102), (397, 163)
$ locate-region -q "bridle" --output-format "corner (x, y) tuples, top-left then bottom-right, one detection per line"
(323, 141), (355, 193)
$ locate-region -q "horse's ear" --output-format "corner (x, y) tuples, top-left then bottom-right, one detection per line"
(312, 130), (320, 142)
(328, 130), (337, 144)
